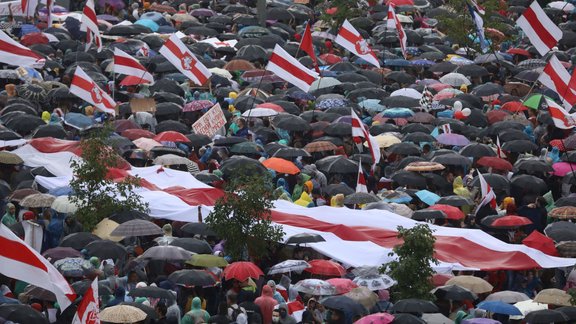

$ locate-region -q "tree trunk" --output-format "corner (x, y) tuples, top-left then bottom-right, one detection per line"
(257, 0), (266, 27)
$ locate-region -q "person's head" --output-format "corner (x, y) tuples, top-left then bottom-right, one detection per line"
(272, 309), (281, 323)
(307, 298), (317, 309)
(162, 223), (173, 236)
(278, 303), (289, 318)
(128, 271), (139, 283)
(267, 280), (276, 292)
(236, 118), (246, 128)
(156, 302), (167, 317)
(6, 203), (15, 215)
(227, 292), (238, 306)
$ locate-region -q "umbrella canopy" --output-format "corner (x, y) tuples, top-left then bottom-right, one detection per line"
(140, 245), (193, 261)
(268, 260), (311, 275)
(186, 254), (229, 268)
(223, 261), (264, 281)
(477, 301), (522, 316)
(326, 278), (359, 294)
(168, 269), (216, 287)
(170, 238), (213, 254)
(59, 232), (101, 250)
(353, 274), (397, 290)
(20, 193), (56, 208)
(534, 288), (572, 306)
(0, 304), (49, 323)
(445, 276), (493, 293)
(110, 219), (162, 237)
(432, 285), (478, 301)
(286, 233), (326, 244)
(99, 305), (147, 323)
(305, 259), (346, 277)
(293, 279), (338, 295)
(392, 298), (439, 313)
(486, 291), (530, 304)
(85, 240), (127, 260)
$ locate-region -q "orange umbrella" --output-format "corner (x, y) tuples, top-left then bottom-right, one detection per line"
(262, 157), (300, 175)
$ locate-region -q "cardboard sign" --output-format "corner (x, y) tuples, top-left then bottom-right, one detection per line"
(192, 103), (226, 138)
(130, 98), (156, 113)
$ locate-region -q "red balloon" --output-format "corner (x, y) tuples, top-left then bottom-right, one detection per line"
(454, 111), (464, 120)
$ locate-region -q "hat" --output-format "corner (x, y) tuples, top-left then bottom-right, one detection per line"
(162, 224), (173, 236)
(23, 211), (35, 220)
(31, 303), (42, 311)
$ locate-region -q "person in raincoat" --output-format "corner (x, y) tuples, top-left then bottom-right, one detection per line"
(182, 297), (211, 324)
(330, 194), (345, 208)
(266, 280), (286, 304)
(255, 285), (278, 324)
(453, 176), (471, 198)
(1, 203), (16, 226)
(292, 174), (311, 200)
(294, 192), (314, 207)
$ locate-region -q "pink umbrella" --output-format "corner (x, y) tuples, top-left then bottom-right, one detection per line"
(428, 83), (452, 92)
(326, 278), (358, 294)
(552, 162), (576, 177)
(183, 100), (214, 112)
(437, 133), (470, 146)
(354, 313), (394, 324)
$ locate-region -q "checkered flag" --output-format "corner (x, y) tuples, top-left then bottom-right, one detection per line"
(420, 86), (433, 111)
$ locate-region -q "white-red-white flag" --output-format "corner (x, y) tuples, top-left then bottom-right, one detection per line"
(81, 0), (102, 52)
(441, 124), (452, 134)
(0, 30), (45, 68)
(538, 55), (576, 109)
(351, 109), (381, 173)
(387, 5), (408, 59)
(70, 66), (116, 115)
(46, 0), (54, 26)
(477, 173), (497, 213)
(516, 0), (562, 56)
(0, 224), (75, 310)
(546, 97), (576, 129)
(200, 37), (238, 48)
(21, 0), (38, 17)
(266, 44), (319, 92)
(113, 48), (154, 84)
(496, 135), (506, 159)
(356, 162), (368, 193)
(159, 34), (212, 86)
(335, 19), (380, 68)
(72, 278), (100, 324)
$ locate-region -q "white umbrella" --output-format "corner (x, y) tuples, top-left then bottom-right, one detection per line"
(209, 67), (233, 79)
(390, 88), (422, 99)
(509, 300), (548, 320)
(153, 154), (191, 166)
(140, 245), (193, 261)
(268, 260), (311, 275)
(439, 72), (471, 87)
(293, 279), (337, 295)
(51, 196), (79, 214)
(422, 313), (453, 324)
(309, 77), (341, 91)
(548, 1), (575, 12)
(486, 291), (530, 304)
(100, 305), (147, 323)
(242, 108), (279, 118)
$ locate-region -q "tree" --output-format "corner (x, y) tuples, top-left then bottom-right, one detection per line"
(437, 0), (509, 54)
(381, 224), (438, 301)
(205, 174), (285, 261)
(69, 125), (148, 231)
(318, 0), (364, 31)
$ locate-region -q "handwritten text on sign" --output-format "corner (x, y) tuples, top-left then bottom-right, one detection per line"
(192, 103), (226, 138)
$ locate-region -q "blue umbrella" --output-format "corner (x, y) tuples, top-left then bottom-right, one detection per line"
(477, 301), (522, 316)
(382, 108), (414, 118)
(411, 59), (435, 66)
(140, 11), (164, 22)
(381, 191), (413, 203)
(64, 113), (94, 130)
(415, 190), (441, 206)
(359, 99), (385, 112)
(384, 59), (411, 67)
(136, 19), (160, 32)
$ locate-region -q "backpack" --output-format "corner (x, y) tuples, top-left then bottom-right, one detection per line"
(229, 305), (244, 321)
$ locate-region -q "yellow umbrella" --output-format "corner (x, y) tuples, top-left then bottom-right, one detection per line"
(534, 288), (572, 306)
(99, 305), (147, 323)
(92, 218), (123, 242)
(373, 134), (401, 148)
(344, 286), (378, 309)
(445, 276), (493, 294)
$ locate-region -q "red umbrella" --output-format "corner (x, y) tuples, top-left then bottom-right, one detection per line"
(501, 101), (528, 112)
(486, 110), (511, 124)
(429, 204), (464, 220)
(476, 156), (513, 171)
(154, 131), (191, 143)
(120, 75), (152, 86)
(507, 48), (531, 57)
(387, 0), (414, 6)
(523, 231), (559, 256)
(305, 259), (346, 277)
(256, 103), (285, 113)
(326, 278), (358, 294)
(319, 54), (342, 64)
(486, 215), (532, 228)
(20, 32), (49, 46)
(223, 262), (264, 281)
(114, 120), (141, 133)
(122, 129), (155, 140)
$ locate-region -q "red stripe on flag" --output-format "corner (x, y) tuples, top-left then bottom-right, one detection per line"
(523, 6), (558, 50)
(0, 39), (43, 61)
(0, 236), (47, 272)
(338, 27), (378, 61)
(543, 63), (576, 105)
(269, 52), (316, 86)
(83, 6), (98, 26)
(163, 39), (208, 85)
(114, 55), (146, 70)
(72, 74), (94, 92)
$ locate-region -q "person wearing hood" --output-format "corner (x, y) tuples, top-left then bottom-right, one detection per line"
(1, 203), (16, 227)
(302, 298), (322, 324)
(255, 285), (278, 324)
(292, 173), (311, 201)
(273, 304), (296, 324)
(370, 290), (393, 313)
(266, 281), (286, 304)
(182, 297), (211, 324)
(453, 176), (471, 198)
(62, 215), (83, 236)
(294, 192), (314, 207)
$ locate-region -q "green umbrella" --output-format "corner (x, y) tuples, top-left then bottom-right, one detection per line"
(186, 254), (229, 267)
(230, 142), (261, 155)
(523, 94), (553, 110)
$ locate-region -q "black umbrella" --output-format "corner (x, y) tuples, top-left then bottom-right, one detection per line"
(5, 115), (46, 135)
(387, 143), (421, 156)
(556, 306), (576, 320)
(219, 155), (267, 178)
(186, 133), (212, 147)
(155, 102), (182, 117)
(514, 158), (554, 173)
(524, 310), (568, 323)
(429, 61), (457, 73)
(456, 65), (489, 77)
(555, 197), (576, 207)
(432, 153), (472, 167)
(391, 170), (427, 188)
(316, 155), (359, 174)
(432, 285), (478, 301)
(502, 140), (538, 153)
(329, 62), (360, 72)
(180, 222), (217, 237)
(84, 240), (127, 260)
(285, 233), (326, 244)
(213, 136), (247, 146)
(324, 123), (352, 136)
(385, 71), (416, 84)
(470, 173), (510, 193)
(498, 129), (530, 142)
(545, 221), (576, 242)
(184, 26), (219, 36)
(459, 143), (496, 159)
(403, 132), (437, 144)
(0, 304), (49, 323)
(274, 147), (310, 158)
(370, 124), (399, 135)
(150, 79), (185, 97)
(323, 183), (355, 196)
(320, 296), (367, 317)
(510, 174), (547, 195)
(401, 123), (433, 134)
(471, 83), (505, 97)
(272, 100), (301, 115)
(515, 69), (540, 82)
(71, 279), (113, 296)
(0, 103), (37, 116)
(412, 209), (447, 221)
(153, 91), (185, 105)
(347, 88), (388, 102)
(170, 238), (213, 254)
(107, 24), (152, 35)
(156, 120), (190, 134)
(168, 269), (216, 286)
(392, 298), (439, 313)
(59, 232), (101, 250)
(437, 195), (473, 207)
(393, 313), (426, 324)
(343, 192), (380, 205)
(32, 124), (67, 139)
(108, 210), (150, 224)
(236, 45), (268, 62)
(273, 114), (310, 131)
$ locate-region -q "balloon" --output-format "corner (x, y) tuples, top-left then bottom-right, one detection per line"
(454, 111), (464, 120)
(453, 101), (463, 111)
(462, 108), (472, 117)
